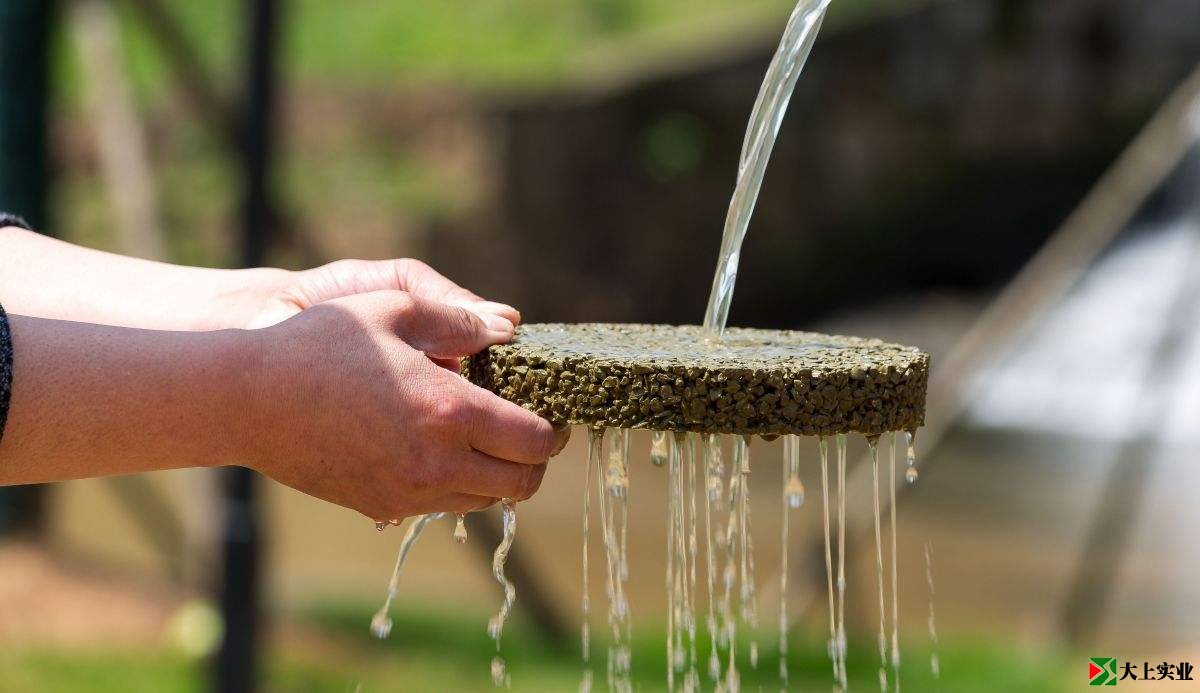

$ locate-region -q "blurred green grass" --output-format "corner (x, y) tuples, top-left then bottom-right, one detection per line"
(48, 0), (918, 267)
(57, 0), (917, 100)
(0, 602), (1074, 692)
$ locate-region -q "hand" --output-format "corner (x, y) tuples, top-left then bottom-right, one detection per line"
(235, 290), (569, 522)
(228, 258), (520, 334)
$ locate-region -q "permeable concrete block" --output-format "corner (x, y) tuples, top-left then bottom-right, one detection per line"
(464, 323), (929, 436)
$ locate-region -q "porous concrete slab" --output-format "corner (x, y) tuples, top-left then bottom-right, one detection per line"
(463, 323), (929, 436)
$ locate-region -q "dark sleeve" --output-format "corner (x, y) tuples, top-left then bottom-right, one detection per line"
(0, 302), (11, 446)
(0, 213), (30, 445)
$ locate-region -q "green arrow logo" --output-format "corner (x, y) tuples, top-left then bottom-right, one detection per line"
(1090, 657), (1117, 686)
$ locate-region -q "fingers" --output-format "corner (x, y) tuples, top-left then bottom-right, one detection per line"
(451, 450), (548, 500)
(389, 292), (514, 357)
(438, 493), (498, 514)
(386, 494), (495, 520)
(429, 355), (463, 372)
(392, 259), (522, 325)
(464, 383), (564, 464)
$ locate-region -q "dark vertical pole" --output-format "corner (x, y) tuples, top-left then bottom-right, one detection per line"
(214, 1), (277, 691)
(0, 0), (54, 535)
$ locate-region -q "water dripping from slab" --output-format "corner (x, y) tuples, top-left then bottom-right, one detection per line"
(487, 500), (518, 688)
(371, 512), (445, 640)
(869, 438), (889, 692)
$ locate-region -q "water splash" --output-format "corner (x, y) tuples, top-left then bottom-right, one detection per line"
(371, 512), (445, 639)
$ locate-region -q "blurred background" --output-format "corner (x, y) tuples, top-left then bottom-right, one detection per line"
(1, 0), (1200, 690)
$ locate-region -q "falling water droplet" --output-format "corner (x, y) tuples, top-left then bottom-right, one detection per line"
(904, 429), (918, 484)
(785, 476), (805, 508)
(650, 430), (669, 466)
(749, 641), (759, 668)
(375, 521), (387, 532)
(491, 655), (509, 687)
(708, 650), (721, 681)
(454, 513), (468, 544)
(370, 611), (392, 639)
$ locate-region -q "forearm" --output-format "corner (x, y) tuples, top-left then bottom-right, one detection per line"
(0, 314), (253, 484)
(0, 225), (289, 330)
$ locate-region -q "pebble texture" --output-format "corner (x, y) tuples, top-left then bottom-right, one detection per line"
(464, 323), (929, 436)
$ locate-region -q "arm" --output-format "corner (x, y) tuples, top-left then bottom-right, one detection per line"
(0, 225), (284, 330)
(0, 315), (246, 483)
(0, 223), (565, 520)
(0, 293), (568, 520)
(0, 225), (520, 331)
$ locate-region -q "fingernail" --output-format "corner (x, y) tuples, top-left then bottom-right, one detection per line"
(551, 423), (571, 456)
(478, 312), (514, 335)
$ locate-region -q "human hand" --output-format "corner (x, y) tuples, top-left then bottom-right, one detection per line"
(225, 258), (519, 335)
(235, 290), (568, 522)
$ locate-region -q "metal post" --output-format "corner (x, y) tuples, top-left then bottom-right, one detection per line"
(214, 0), (277, 690)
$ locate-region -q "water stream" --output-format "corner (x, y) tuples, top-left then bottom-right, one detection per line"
(778, 434), (804, 685)
(889, 433), (902, 687)
(818, 437), (838, 684)
(834, 433), (848, 690)
(702, 0), (833, 335)
(925, 541), (941, 679)
(581, 429), (596, 692)
(701, 434), (725, 683)
(371, 512), (445, 639)
(487, 500), (518, 687)
(869, 438), (889, 692)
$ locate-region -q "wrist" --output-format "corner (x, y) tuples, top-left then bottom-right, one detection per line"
(210, 326), (272, 469)
(202, 267), (296, 331)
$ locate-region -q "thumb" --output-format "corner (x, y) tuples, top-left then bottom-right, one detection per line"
(391, 292), (514, 358)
